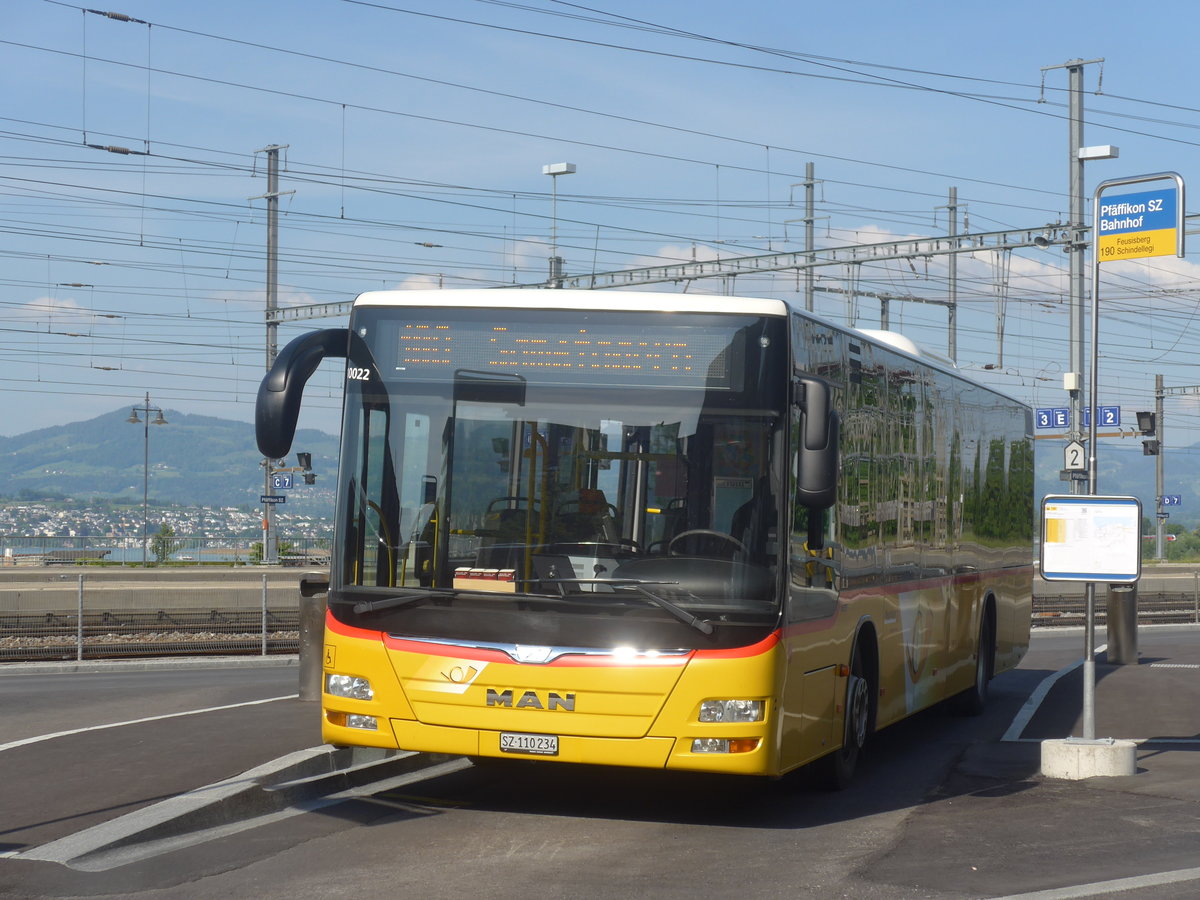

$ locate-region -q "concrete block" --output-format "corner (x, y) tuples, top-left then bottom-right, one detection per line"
(1040, 738), (1137, 780)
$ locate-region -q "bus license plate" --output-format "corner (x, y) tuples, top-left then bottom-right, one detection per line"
(499, 732), (559, 756)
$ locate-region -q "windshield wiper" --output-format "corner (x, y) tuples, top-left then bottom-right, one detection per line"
(549, 578), (713, 635)
(350, 587), (459, 614)
(348, 585), (559, 614)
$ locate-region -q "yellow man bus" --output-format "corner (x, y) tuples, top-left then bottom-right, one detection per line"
(258, 289), (1032, 783)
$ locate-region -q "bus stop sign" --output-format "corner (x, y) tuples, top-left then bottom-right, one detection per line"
(1096, 176), (1184, 263)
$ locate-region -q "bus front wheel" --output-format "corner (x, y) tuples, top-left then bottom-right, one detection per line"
(817, 642), (872, 790)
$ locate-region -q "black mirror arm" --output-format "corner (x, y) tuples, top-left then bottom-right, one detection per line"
(256, 328), (348, 459)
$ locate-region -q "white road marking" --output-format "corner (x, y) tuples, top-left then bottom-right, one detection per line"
(15, 755), (472, 871)
(0, 694), (298, 753)
(992, 864), (1200, 898)
(1000, 646), (1105, 743)
(1149, 662), (1200, 669)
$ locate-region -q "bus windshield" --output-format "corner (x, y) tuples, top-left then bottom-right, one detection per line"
(332, 306), (788, 650)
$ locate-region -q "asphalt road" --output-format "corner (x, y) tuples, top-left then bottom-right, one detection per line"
(2, 628), (1200, 899)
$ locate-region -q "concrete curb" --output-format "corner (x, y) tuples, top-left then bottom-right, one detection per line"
(1041, 737), (1138, 779)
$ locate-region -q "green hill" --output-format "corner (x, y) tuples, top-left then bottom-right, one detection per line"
(0, 408), (1187, 531)
(0, 408), (339, 511)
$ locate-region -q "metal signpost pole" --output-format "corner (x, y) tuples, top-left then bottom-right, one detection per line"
(1084, 230), (1101, 739)
(1156, 375), (1165, 561)
(1085, 172), (1185, 742)
(1040, 493), (1141, 778)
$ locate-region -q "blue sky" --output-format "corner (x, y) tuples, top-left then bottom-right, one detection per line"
(6, 0), (1200, 469)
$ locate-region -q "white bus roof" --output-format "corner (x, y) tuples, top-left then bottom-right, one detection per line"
(353, 288), (788, 316)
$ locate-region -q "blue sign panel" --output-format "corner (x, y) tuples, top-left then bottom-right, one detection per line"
(1162, 495), (1183, 507)
(1098, 406), (1120, 427)
(1081, 406), (1120, 427)
(271, 473), (294, 491)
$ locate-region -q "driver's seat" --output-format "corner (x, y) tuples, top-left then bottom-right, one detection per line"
(553, 488), (617, 544)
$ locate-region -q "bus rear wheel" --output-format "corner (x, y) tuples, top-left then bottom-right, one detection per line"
(953, 611), (994, 716)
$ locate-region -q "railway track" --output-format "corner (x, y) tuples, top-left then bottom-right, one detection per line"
(1033, 593), (1200, 627)
(1, 595), (1196, 663)
(0, 608), (300, 662)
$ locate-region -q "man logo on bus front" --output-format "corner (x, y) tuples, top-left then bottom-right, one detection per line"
(486, 688), (577, 711)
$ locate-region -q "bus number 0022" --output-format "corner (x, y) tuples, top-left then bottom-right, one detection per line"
(346, 367), (371, 381)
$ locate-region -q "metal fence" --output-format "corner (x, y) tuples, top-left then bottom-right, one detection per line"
(0, 572), (302, 662)
(0, 535), (330, 567)
(1033, 591), (1200, 627)
(7, 560), (1197, 664)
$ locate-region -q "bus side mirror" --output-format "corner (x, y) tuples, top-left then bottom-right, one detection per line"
(257, 328), (348, 459)
(795, 376), (838, 511)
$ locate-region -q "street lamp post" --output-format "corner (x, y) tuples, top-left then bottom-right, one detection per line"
(126, 393), (168, 566)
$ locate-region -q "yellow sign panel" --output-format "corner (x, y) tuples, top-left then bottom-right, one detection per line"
(1097, 227), (1177, 262)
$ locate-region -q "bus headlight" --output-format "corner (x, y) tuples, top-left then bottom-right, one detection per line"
(325, 673), (374, 701)
(698, 699), (764, 723)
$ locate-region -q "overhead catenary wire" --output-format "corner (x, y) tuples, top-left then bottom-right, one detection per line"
(5, 2), (1200, 447)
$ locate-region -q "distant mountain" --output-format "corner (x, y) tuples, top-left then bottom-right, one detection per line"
(0, 408), (1189, 530)
(1035, 439), (1198, 530)
(0, 408), (339, 511)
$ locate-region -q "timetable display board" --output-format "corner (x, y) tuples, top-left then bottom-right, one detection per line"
(1040, 494), (1141, 583)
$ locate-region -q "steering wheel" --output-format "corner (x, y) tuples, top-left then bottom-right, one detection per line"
(667, 529), (747, 558)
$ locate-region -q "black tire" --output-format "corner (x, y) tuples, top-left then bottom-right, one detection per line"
(816, 641), (871, 790)
(953, 611), (994, 716)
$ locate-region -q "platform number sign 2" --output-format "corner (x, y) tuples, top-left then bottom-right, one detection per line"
(1064, 440), (1086, 472)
